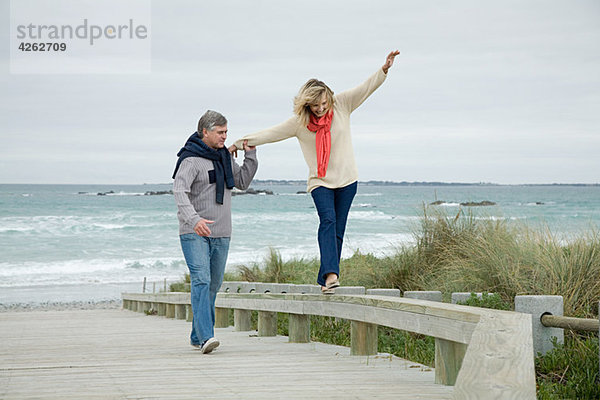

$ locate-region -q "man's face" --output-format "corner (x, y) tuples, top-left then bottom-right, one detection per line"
(202, 124), (228, 149)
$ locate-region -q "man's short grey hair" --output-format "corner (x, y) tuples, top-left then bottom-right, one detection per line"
(197, 110), (227, 138)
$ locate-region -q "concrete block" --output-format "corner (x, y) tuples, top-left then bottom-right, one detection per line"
(366, 288), (401, 297)
(451, 292), (494, 304)
(291, 284), (321, 294)
(220, 281), (248, 293)
(237, 282), (257, 293)
(515, 295), (563, 355)
(253, 283), (275, 293)
(404, 291), (443, 302)
(335, 286), (366, 295)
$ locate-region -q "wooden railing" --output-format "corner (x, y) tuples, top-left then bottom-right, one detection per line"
(122, 283), (536, 400)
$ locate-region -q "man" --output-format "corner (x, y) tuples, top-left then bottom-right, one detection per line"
(173, 110), (257, 354)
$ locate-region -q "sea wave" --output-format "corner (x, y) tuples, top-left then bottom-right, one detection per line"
(0, 214), (177, 236)
(0, 257), (187, 287)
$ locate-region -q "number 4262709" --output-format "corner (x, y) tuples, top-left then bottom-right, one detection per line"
(18, 42), (66, 51)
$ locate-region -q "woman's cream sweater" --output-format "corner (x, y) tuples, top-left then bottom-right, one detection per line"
(233, 68), (387, 192)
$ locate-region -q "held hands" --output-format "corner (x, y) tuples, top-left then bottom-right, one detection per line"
(382, 50), (400, 74)
(193, 218), (214, 236)
(227, 140), (255, 158)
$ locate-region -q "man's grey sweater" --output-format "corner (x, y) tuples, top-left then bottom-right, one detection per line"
(173, 149), (258, 237)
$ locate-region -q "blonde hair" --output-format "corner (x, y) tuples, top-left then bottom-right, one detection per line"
(293, 79), (334, 126)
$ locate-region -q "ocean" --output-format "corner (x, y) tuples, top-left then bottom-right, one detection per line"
(1, 183), (599, 305)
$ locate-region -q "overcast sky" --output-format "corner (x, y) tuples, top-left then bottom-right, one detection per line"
(1, 0), (599, 184)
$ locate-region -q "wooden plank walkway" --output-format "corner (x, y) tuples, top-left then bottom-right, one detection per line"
(0, 309), (453, 399)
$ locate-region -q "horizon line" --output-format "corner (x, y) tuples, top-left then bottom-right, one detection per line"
(1, 180), (599, 186)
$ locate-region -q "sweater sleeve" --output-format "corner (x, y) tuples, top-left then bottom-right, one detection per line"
(173, 158), (202, 229)
(232, 149), (258, 190)
(233, 117), (298, 149)
(335, 68), (387, 113)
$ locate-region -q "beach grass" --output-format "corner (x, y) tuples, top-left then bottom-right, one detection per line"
(174, 209), (600, 398)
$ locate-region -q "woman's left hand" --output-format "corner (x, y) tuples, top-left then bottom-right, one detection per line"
(382, 50), (400, 74)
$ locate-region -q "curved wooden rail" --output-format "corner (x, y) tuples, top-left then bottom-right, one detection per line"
(122, 288), (536, 400)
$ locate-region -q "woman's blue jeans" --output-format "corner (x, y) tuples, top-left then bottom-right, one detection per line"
(310, 181), (357, 286)
(180, 234), (230, 346)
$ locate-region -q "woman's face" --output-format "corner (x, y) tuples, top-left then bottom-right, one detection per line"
(309, 93), (329, 117)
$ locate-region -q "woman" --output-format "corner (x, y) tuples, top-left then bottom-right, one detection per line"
(230, 50), (400, 294)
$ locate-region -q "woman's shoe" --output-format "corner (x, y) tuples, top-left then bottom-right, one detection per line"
(321, 286), (335, 295)
(326, 278), (340, 289)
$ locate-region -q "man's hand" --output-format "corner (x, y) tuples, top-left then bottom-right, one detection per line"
(193, 218), (214, 236)
(228, 144), (238, 157)
(382, 50), (400, 74)
(228, 140), (254, 157)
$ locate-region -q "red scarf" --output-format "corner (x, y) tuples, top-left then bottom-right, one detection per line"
(307, 111), (333, 178)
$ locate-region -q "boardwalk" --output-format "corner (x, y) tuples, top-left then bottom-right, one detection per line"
(1, 309), (453, 399)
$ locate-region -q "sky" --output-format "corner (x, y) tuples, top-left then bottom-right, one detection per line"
(1, 0), (599, 184)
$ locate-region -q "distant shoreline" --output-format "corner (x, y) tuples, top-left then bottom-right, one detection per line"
(1, 181), (599, 187)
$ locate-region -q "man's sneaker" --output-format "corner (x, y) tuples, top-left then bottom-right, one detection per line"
(200, 337), (220, 354)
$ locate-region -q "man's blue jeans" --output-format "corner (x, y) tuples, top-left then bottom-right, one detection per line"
(310, 181), (358, 286)
(180, 234), (230, 346)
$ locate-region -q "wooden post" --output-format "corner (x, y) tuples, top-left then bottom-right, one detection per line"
(215, 307), (229, 328)
(350, 321), (378, 356)
(289, 314), (310, 343)
(435, 338), (467, 385)
(136, 301), (144, 313)
(157, 303), (166, 316)
(175, 304), (186, 320)
(258, 311), (277, 336)
(186, 305), (193, 322)
(166, 304), (175, 318)
(142, 277), (147, 293)
(122, 299), (129, 309)
(234, 309), (252, 331)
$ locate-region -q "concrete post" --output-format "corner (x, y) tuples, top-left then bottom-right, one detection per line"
(366, 288), (400, 297)
(175, 304), (186, 320)
(435, 338), (467, 386)
(143, 302), (152, 313)
(258, 311), (278, 336)
(215, 307), (229, 328)
(157, 303), (166, 316)
(515, 295), (564, 355)
(136, 301), (144, 313)
(350, 321), (378, 355)
(234, 309), (252, 331)
(289, 314), (310, 343)
(404, 291), (443, 302)
(165, 304), (175, 318)
(186, 305), (193, 322)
